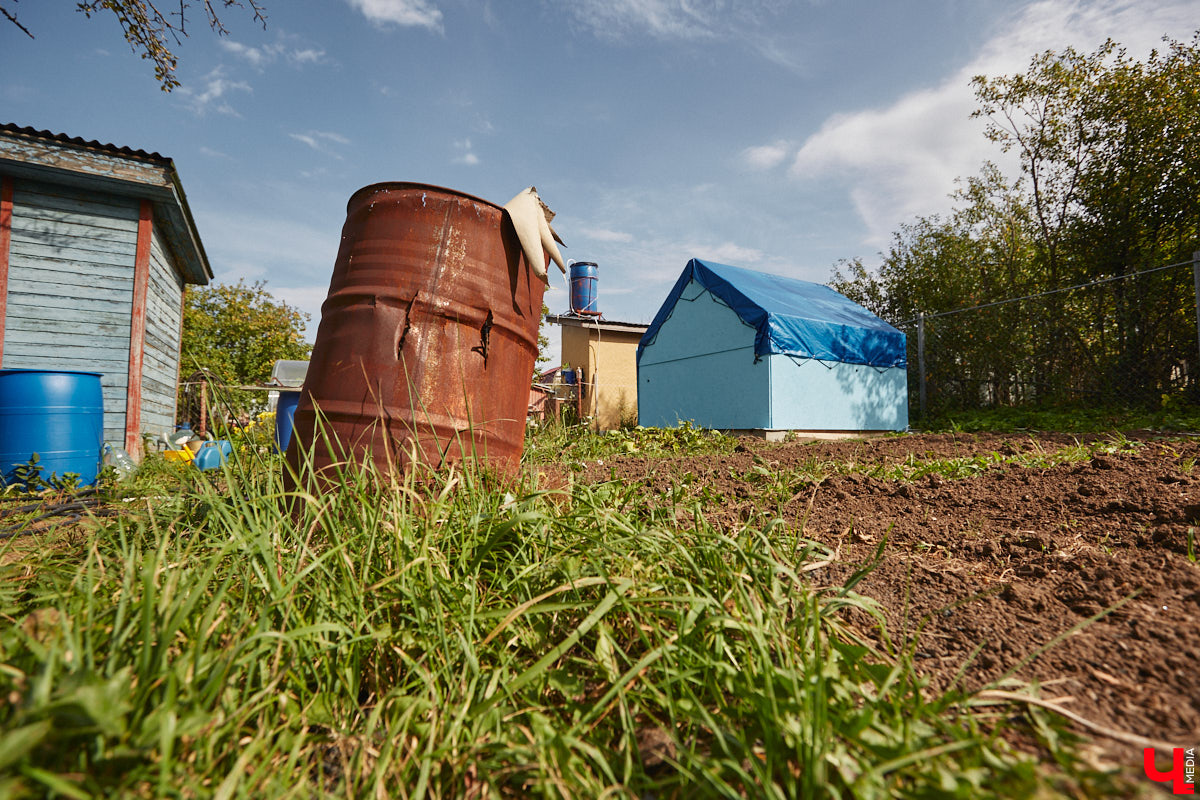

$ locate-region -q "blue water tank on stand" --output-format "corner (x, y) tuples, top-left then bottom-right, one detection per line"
(0, 369), (104, 487)
(569, 261), (600, 315)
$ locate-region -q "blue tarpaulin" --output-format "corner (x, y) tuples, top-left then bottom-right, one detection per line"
(638, 259), (907, 368)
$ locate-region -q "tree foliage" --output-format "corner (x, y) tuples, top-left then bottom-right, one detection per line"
(535, 302), (551, 376)
(833, 33), (1200, 415)
(2, 0), (266, 91)
(181, 279), (311, 389)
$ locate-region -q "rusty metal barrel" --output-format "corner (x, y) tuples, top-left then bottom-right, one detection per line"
(286, 183), (547, 482)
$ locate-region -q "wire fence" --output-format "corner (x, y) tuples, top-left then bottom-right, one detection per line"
(892, 251), (1200, 420)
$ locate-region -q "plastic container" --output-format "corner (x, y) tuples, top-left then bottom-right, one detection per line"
(271, 360), (309, 388)
(193, 440), (232, 471)
(0, 369), (104, 487)
(167, 424), (194, 450)
(275, 390), (301, 453)
(164, 449), (194, 464)
(103, 443), (137, 479)
(569, 261), (600, 315)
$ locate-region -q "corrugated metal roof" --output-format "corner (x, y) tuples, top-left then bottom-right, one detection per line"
(0, 122), (211, 283)
(0, 122), (171, 164)
(546, 314), (649, 333)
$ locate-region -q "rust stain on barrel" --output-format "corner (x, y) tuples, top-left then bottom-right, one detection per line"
(286, 183), (546, 482)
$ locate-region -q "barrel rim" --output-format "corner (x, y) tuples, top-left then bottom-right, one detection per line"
(0, 368), (103, 378)
(348, 182), (502, 213)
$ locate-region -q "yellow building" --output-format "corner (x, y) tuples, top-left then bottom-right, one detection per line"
(547, 315), (648, 430)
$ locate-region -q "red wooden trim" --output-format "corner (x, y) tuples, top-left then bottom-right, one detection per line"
(125, 200), (152, 459)
(0, 177), (13, 367)
(174, 285), (186, 428)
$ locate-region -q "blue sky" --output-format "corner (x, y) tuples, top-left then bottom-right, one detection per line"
(4, 0), (1197, 354)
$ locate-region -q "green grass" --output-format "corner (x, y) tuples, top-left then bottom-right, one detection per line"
(919, 402), (1200, 434)
(524, 418), (739, 465)
(0, 426), (1132, 797)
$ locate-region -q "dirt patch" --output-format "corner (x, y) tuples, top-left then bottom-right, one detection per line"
(574, 431), (1200, 769)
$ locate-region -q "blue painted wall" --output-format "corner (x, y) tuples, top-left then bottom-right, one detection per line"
(639, 279), (909, 431)
(768, 358), (908, 430)
(638, 279), (770, 428)
(3, 180), (137, 444)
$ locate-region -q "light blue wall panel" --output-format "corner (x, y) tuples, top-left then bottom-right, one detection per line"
(768, 358), (908, 431)
(3, 180), (136, 444)
(638, 280), (770, 428)
(140, 228), (184, 434)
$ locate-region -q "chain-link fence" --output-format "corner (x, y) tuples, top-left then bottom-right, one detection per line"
(892, 252), (1200, 420)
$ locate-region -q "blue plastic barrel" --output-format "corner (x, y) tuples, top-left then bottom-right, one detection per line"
(569, 261), (600, 315)
(0, 369), (104, 487)
(275, 391), (301, 453)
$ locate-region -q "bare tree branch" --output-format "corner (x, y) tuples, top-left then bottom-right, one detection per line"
(3, 1), (267, 91)
(1, 1), (36, 38)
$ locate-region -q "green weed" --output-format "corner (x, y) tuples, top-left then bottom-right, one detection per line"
(0, 424), (1130, 797)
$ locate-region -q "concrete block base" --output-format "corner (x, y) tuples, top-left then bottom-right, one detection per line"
(725, 429), (894, 442)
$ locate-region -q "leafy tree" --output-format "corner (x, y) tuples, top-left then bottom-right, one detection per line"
(2, 0), (267, 90)
(834, 33), (1200, 414)
(181, 279), (311, 389)
(535, 301), (551, 377)
(974, 34), (1200, 402)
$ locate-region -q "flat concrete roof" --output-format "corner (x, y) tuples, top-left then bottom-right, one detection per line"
(546, 313), (649, 335)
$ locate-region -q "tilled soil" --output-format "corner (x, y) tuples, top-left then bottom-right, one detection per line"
(575, 432), (1200, 771)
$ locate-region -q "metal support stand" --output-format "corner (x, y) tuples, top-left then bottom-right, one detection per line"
(198, 379), (208, 437)
(1193, 252), (1200, 390)
(917, 312), (927, 420)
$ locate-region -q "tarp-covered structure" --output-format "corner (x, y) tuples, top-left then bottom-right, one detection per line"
(637, 259), (908, 434)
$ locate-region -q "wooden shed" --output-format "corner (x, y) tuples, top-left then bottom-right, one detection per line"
(0, 124), (211, 459)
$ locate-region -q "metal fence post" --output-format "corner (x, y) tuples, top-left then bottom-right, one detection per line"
(917, 312), (927, 419)
(1194, 251), (1200, 388)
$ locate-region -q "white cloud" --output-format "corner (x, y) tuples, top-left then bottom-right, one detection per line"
(580, 227), (634, 243)
(200, 210), (336, 337)
(568, 0), (719, 40)
(289, 130), (351, 158)
(547, 181), (822, 325)
(778, 0), (1198, 245)
(0, 84), (36, 103)
(452, 138), (479, 165)
(741, 140), (791, 170)
(219, 39), (272, 67)
(566, 0), (791, 53)
(219, 36), (328, 69)
(682, 241), (765, 266)
(473, 114), (496, 135)
(345, 0), (443, 31)
(291, 48), (326, 65)
(204, 213), (332, 276)
(177, 66), (252, 116)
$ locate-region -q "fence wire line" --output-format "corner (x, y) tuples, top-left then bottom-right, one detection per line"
(892, 254), (1200, 416)
(897, 257), (1196, 326)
